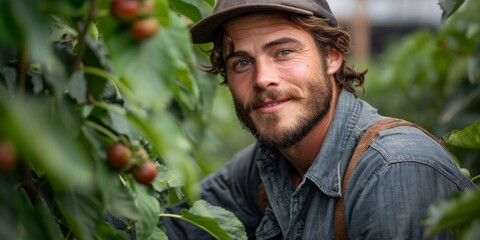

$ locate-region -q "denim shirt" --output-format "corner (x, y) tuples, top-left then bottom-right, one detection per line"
(162, 90), (477, 239)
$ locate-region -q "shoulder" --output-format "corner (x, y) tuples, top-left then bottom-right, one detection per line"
(353, 124), (473, 192)
(345, 125), (476, 238)
(372, 125), (450, 164)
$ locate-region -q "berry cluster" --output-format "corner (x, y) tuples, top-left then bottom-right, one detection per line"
(107, 142), (157, 185)
(110, 0), (160, 40)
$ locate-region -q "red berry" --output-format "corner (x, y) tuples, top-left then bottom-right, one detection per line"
(131, 162), (157, 184)
(110, 0), (141, 22)
(0, 139), (17, 174)
(130, 17), (159, 40)
(107, 143), (131, 169)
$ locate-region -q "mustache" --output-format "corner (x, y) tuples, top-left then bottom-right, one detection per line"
(245, 88), (302, 111)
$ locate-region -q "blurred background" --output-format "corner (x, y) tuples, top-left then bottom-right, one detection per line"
(194, 0), (480, 177)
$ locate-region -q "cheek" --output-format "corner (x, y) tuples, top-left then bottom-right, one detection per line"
(279, 60), (312, 83)
(228, 83), (249, 104)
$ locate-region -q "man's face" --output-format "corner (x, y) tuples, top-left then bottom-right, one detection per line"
(223, 12), (334, 149)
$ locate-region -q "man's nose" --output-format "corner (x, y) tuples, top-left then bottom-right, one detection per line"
(253, 60), (279, 90)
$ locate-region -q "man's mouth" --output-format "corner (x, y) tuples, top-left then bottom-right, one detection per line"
(254, 99), (289, 109)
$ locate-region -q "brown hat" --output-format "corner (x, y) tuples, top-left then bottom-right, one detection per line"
(190, 0), (338, 43)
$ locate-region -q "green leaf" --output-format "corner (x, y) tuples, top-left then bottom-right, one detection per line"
(170, 0), (214, 23)
(445, 120), (480, 149)
(108, 110), (136, 137)
(152, 164), (183, 192)
(0, 98), (93, 190)
(108, 12), (200, 112)
(178, 200), (247, 240)
(95, 221), (131, 240)
(68, 70), (87, 103)
(170, 0), (203, 22)
(0, 180), (63, 240)
(438, 0), (465, 22)
(83, 36), (111, 98)
(147, 227), (169, 240)
(154, 0), (171, 27)
(135, 186), (162, 239)
(54, 187), (104, 240)
(425, 190), (480, 236)
(108, 33), (173, 111)
(95, 158), (141, 222)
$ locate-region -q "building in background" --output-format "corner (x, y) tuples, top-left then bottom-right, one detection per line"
(329, 0), (443, 61)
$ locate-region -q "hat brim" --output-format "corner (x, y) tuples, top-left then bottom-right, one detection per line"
(190, 4), (314, 44)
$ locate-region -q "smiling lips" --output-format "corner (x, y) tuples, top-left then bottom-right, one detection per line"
(254, 99), (290, 112)
(251, 89), (299, 112)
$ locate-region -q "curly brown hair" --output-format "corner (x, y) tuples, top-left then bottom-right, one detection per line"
(202, 12), (367, 96)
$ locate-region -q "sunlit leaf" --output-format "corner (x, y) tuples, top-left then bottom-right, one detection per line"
(180, 200), (247, 240)
(170, 0), (203, 22)
(153, 164), (183, 192)
(444, 120), (480, 149)
(146, 227), (169, 240)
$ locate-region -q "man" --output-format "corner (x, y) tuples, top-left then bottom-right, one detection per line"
(162, 0), (477, 239)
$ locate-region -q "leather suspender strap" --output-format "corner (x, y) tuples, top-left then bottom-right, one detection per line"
(333, 118), (441, 240)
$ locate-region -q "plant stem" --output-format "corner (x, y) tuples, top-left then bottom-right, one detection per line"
(83, 66), (122, 99)
(17, 49), (28, 96)
(84, 66), (144, 113)
(18, 161), (42, 207)
(471, 174), (480, 184)
(84, 120), (119, 142)
(73, 0), (97, 71)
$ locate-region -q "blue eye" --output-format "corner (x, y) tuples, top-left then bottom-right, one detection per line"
(238, 60), (249, 67)
(234, 60), (251, 71)
(279, 50), (292, 56)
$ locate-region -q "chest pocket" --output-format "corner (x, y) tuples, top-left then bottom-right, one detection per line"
(256, 206), (283, 240)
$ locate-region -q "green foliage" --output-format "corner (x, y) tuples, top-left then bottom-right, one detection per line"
(370, 0), (480, 238)
(363, 0), (480, 173)
(425, 120), (480, 239)
(359, 0), (479, 238)
(365, 0), (480, 132)
(0, 0), (246, 239)
(445, 121), (480, 150)
(426, 191), (480, 239)
(161, 200), (247, 240)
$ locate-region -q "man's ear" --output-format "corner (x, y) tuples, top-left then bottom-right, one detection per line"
(326, 48), (343, 75)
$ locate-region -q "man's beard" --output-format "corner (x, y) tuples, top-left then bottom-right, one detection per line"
(233, 72), (333, 149)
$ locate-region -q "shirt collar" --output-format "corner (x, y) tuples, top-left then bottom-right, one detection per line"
(305, 89), (362, 197)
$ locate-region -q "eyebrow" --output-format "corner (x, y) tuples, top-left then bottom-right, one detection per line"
(262, 37), (301, 51)
(224, 37), (302, 62)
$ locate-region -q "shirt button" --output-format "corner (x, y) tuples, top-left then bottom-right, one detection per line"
(296, 219), (305, 239)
